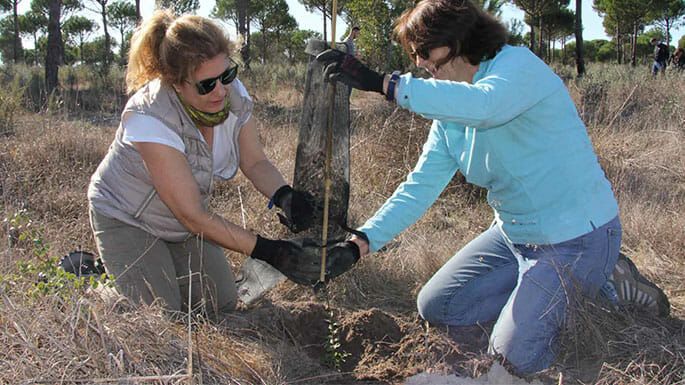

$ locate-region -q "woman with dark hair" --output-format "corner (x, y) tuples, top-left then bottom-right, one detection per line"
(318, 0), (669, 374)
(88, 10), (320, 320)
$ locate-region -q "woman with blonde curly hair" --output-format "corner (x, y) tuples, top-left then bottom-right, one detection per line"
(88, 10), (318, 319)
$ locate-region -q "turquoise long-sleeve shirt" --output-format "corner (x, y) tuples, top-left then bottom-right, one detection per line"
(359, 45), (618, 252)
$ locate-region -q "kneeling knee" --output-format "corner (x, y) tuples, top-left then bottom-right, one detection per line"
(417, 286), (454, 325)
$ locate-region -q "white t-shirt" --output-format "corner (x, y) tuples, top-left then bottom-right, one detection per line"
(122, 79), (252, 180)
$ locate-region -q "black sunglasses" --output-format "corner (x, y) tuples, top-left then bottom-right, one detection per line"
(411, 48), (429, 61)
(192, 61), (239, 95)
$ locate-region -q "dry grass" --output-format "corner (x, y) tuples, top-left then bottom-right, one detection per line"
(1, 63), (684, 384)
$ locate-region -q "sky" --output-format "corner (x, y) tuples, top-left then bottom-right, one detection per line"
(137, 0), (685, 44)
(13, 0), (685, 48)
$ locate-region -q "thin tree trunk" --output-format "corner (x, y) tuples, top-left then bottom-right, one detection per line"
(80, 36), (84, 63)
(630, 23), (637, 67)
(120, 29), (126, 64)
(46, 0), (62, 96)
(135, 0), (141, 22)
(529, 17), (536, 53)
(615, 27), (621, 64)
(237, 0), (249, 67)
(322, 6), (327, 42)
(574, 0), (585, 76)
(666, 18), (671, 47)
(13, 0), (21, 63)
(538, 17), (544, 58)
(101, 1), (111, 67)
(33, 33), (38, 65)
(261, 25), (267, 64)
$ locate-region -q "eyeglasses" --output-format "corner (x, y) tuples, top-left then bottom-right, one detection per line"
(410, 46), (431, 61)
(192, 61), (239, 95)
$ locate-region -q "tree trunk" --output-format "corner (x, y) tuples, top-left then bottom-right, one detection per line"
(615, 27), (621, 64)
(261, 25), (267, 64)
(322, 6), (327, 42)
(13, 0), (21, 63)
(574, 0), (585, 76)
(135, 0), (141, 22)
(120, 29), (126, 65)
(33, 33), (39, 65)
(630, 23), (637, 67)
(46, 0), (62, 97)
(666, 18), (671, 47)
(529, 17), (536, 53)
(236, 0), (250, 67)
(101, 1), (111, 68)
(538, 17), (544, 58)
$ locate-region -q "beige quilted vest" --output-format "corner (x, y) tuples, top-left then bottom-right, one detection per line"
(88, 79), (251, 241)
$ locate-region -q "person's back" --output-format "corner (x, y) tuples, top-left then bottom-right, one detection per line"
(656, 43), (670, 63)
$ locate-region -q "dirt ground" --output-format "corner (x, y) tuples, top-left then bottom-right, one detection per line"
(234, 298), (506, 384)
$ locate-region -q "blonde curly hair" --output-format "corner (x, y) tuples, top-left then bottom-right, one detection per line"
(126, 9), (235, 94)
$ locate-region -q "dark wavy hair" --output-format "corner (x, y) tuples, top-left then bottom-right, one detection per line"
(394, 0), (507, 68)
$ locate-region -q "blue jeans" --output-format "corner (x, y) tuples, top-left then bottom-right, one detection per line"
(652, 60), (666, 76)
(416, 216), (621, 374)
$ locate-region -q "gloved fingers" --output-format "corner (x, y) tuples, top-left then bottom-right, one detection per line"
(277, 213), (295, 231)
(324, 238), (347, 247)
(316, 48), (345, 64)
(292, 190), (315, 210)
(323, 241), (361, 281)
(299, 236), (349, 247)
(340, 54), (362, 72)
(290, 216), (312, 233)
(323, 62), (342, 82)
(285, 257), (323, 286)
(297, 237), (323, 248)
(328, 73), (346, 84)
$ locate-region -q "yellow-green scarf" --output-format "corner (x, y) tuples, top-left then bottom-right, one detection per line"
(179, 95), (231, 127)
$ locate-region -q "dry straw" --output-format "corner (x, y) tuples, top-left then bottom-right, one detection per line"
(1, 62), (684, 384)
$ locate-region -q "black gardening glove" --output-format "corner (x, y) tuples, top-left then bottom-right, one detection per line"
(250, 235), (322, 285)
(272, 185), (316, 233)
(324, 241), (360, 280)
(316, 49), (385, 94)
(324, 232), (368, 281)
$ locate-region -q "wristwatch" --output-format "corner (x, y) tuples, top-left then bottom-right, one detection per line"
(386, 70), (401, 102)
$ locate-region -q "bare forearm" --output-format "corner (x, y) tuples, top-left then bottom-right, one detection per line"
(181, 211), (257, 255)
(243, 159), (288, 198)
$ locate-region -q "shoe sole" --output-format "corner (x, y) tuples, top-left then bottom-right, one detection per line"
(614, 253), (670, 317)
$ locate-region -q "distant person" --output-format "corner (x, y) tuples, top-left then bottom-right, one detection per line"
(317, 0), (670, 375)
(88, 10), (319, 320)
(344, 26), (360, 57)
(671, 47), (685, 71)
(651, 38), (670, 77)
